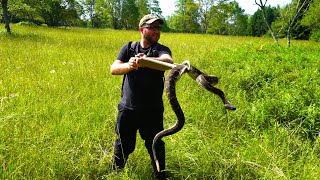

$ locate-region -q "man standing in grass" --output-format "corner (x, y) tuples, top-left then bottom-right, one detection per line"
(110, 14), (173, 179)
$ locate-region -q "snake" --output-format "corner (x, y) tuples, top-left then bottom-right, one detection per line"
(152, 60), (236, 172)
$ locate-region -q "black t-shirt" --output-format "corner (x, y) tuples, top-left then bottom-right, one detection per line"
(116, 42), (172, 111)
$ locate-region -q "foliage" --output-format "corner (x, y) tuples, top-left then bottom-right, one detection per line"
(0, 25), (320, 179)
(1, 0), (320, 38)
(207, 0), (234, 34)
(5, 0), (82, 26)
(301, 0), (320, 29)
(272, 0), (312, 42)
(7, 0), (38, 22)
(227, 1), (248, 36)
(76, 0), (158, 29)
(169, 0), (200, 33)
(16, 21), (37, 26)
(288, 0), (312, 40)
(301, 0), (320, 41)
(148, 0), (162, 18)
(249, 5), (279, 37)
(309, 29), (320, 42)
(136, 0), (150, 19)
(122, 0), (139, 29)
(168, 0), (248, 35)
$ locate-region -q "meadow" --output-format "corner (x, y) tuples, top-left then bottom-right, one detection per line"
(0, 24), (319, 179)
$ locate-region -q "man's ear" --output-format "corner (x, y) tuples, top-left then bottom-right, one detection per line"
(139, 27), (143, 33)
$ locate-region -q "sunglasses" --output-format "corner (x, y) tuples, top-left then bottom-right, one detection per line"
(143, 25), (161, 31)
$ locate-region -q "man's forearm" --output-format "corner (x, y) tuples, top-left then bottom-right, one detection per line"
(152, 54), (173, 64)
(110, 62), (130, 75)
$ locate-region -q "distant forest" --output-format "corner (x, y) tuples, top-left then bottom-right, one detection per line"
(1, 0), (319, 41)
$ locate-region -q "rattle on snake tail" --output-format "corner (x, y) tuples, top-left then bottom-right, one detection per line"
(152, 61), (236, 172)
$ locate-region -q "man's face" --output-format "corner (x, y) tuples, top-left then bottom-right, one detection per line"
(141, 21), (161, 44)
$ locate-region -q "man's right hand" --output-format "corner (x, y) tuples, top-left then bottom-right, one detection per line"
(128, 57), (139, 70)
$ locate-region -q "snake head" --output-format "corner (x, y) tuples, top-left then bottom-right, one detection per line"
(196, 74), (236, 111)
(181, 60), (191, 69)
(225, 104), (236, 110)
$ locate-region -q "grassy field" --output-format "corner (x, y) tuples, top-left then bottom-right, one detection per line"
(0, 24), (320, 179)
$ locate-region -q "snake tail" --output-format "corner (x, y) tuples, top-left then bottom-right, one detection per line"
(155, 160), (160, 172)
(152, 65), (188, 172)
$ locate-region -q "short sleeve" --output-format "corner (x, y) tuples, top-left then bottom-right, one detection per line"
(157, 44), (172, 57)
(116, 43), (130, 63)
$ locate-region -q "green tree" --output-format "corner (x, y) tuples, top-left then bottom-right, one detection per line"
(94, 0), (113, 28)
(255, 0), (279, 46)
(7, 0), (40, 24)
(170, 0), (248, 35)
(170, 0), (200, 33)
(148, 0), (162, 17)
(33, 0), (81, 26)
(301, 0), (320, 41)
(79, 0), (96, 27)
(103, 0), (123, 29)
(273, 0), (311, 46)
(62, 0), (83, 25)
(136, 0), (150, 18)
(122, 0), (139, 29)
(226, 1), (248, 35)
(250, 5), (278, 37)
(197, 0), (216, 33)
(248, 11), (265, 36)
(79, 0), (113, 28)
(207, 0), (233, 35)
(286, 0), (311, 45)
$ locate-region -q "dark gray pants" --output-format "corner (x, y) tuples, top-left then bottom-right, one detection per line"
(112, 104), (166, 174)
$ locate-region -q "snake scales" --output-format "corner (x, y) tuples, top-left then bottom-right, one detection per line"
(152, 61), (236, 172)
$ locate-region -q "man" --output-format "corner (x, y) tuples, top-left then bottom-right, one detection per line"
(110, 14), (173, 179)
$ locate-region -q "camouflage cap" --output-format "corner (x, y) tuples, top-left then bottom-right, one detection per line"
(139, 14), (164, 27)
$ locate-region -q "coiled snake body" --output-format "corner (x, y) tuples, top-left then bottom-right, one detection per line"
(152, 61), (236, 172)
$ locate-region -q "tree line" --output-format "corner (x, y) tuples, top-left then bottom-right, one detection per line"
(1, 0), (319, 41)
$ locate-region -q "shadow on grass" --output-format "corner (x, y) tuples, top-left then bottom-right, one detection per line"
(0, 30), (48, 42)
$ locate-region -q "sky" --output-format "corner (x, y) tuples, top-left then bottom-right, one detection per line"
(158, 0), (292, 17)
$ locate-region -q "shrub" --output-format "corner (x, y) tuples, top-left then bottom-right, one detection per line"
(16, 21), (37, 26)
(310, 30), (320, 42)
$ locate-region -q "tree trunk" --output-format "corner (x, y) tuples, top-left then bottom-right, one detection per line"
(286, 0), (309, 47)
(255, 0), (279, 46)
(1, 0), (11, 33)
(287, 24), (291, 47)
(263, 11), (279, 46)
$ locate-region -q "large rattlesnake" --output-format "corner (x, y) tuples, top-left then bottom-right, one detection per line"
(152, 60), (236, 172)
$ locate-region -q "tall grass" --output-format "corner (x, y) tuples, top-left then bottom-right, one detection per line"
(0, 24), (319, 179)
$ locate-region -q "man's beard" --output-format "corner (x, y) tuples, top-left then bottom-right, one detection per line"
(144, 34), (159, 44)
